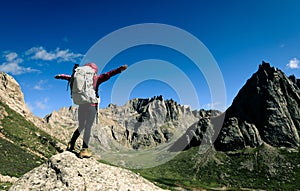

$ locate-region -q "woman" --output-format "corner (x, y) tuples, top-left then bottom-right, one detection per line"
(55, 62), (127, 158)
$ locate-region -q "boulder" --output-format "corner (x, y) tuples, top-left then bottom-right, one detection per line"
(9, 152), (167, 191)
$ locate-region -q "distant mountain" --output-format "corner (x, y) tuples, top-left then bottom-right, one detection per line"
(45, 95), (208, 151)
(173, 62), (300, 152)
(215, 61), (300, 151)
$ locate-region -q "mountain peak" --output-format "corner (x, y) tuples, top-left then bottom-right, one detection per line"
(214, 62), (300, 151)
(259, 60), (274, 72)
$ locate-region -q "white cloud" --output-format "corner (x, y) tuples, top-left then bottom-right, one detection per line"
(35, 98), (49, 110)
(201, 102), (225, 111)
(26, 47), (56, 61)
(34, 80), (48, 90)
(26, 98), (49, 113)
(0, 52), (39, 75)
(287, 58), (300, 69)
(26, 102), (34, 112)
(1, 46), (83, 75)
(5, 52), (18, 62)
(26, 46), (83, 63)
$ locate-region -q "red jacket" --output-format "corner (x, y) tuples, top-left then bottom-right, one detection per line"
(55, 66), (124, 106)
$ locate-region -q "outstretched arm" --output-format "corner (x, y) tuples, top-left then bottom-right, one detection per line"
(97, 65), (127, 84)
(54, 74), (71, 81)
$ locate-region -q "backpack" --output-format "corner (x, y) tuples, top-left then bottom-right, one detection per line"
(70, 65), (98, 105)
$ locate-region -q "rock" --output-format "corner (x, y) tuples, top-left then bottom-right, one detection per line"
(44, 106), (79, 145)
(9, 152), (167, 191)
(0, 72), (30, 116)
(214, 61), (300, 151)
(0, 174), (18, 183)
(0, 104), (8, 121)
(168, 110), (222, 152)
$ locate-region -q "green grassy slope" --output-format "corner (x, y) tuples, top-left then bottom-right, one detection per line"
(0, 101), (60, 190)
(135, 145), (300, 190)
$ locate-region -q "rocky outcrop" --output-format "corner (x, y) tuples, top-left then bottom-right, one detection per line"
(9, 152), (167, 191)
(0, 174), (18, 184)
(214, 62), (300, 151)
(0, 72), (30, 116)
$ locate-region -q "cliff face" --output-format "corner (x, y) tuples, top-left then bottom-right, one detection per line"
(215, 62), (300, 151)
(100, 96), (199, 150)
(171, 62), (300, 152)
(0, 72), (30, 116)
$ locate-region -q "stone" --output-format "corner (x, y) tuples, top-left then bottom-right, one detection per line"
(9, 152), (167, 191)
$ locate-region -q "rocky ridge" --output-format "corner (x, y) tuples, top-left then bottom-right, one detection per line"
(9, 151), (167, 191)
(45, 95), (201, 151)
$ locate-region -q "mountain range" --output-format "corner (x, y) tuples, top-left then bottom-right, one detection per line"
(0, 61), (299, 190)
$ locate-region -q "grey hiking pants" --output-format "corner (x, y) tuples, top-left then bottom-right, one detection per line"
(71, 103), (97, 149)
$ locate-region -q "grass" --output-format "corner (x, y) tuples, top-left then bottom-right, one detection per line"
(133, 145), (300, 190)
(0, 101), (61, 190)
(0, 138), (44, 177)
(0, 101), (58, 159)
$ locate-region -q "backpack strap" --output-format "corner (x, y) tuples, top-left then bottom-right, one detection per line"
(67, 64), (79, 92)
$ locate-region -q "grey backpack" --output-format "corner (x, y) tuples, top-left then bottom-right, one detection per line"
(70, 66), (98, 105)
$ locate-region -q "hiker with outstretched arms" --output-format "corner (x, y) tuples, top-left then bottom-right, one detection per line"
(55, 62), (127, 158)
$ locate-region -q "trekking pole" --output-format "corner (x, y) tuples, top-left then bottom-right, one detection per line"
(96, 97), (99, 124)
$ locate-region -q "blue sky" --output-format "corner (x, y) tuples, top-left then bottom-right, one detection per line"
(1, 0), (300, 117)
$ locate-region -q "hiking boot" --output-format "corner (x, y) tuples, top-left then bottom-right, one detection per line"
(79, 148), (92, 158)
(66, 142), (75, 152)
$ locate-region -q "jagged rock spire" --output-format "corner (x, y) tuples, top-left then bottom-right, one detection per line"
(214, 61), (300, 151)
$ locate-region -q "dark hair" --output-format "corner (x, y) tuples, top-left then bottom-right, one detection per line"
(73, 64), (79, 73)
